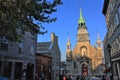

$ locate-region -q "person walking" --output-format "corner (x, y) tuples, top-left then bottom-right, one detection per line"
(63, 76), (66, 80)
(26, 62), (34, 80)
(40, 72), (45, 80)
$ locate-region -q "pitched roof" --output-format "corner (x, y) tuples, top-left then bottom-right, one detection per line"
(37, 42), (53, 53)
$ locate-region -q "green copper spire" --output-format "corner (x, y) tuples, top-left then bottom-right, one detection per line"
(78, 8), (85, 26)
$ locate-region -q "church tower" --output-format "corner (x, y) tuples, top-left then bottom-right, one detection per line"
(96, 33), (102, 48)
(66, 36), (72, 60)
(66, 9), (103, 77)
(77, 9), (89, 42)
(96, 33), (103, 65)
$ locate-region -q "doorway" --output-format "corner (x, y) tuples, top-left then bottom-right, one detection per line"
(14, 62), (22, 80)
(81, 63), (88, 76)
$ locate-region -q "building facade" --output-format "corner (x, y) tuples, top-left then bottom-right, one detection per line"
(102, 0), (120, 80)
(60, 61), (67, 75)
(66, 9), (104, 78)
(0, 24), (38, 80)
(36, 53), (52, 80)
(37, 33), (61, 80)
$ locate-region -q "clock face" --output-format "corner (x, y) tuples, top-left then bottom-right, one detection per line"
(81, 47), (87, 56)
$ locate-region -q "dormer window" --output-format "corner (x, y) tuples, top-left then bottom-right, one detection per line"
(19, 41), (23, 53)
(84, 23), (85, 25)
(81, 23), (83, 26)
(0, 36), (8, 51)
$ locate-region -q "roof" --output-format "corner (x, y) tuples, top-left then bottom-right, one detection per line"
(36, 53), (52, 58)
(102, 0), (110, 15)
(37, 42), (53, 53)
(78, 8), (85, 25)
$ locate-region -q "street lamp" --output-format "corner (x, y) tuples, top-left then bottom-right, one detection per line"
(106, 44), (113, 80)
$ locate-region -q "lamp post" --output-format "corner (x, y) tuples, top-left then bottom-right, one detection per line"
(107, 44), (113, 80)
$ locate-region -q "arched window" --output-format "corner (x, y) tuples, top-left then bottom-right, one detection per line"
(81, 23), (83, 26)
(84, 23), (85, 25)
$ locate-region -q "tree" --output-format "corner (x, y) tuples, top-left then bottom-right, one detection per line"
(0, 0), (62, 41)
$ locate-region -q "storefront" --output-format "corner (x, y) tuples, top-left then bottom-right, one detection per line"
(36, 53), (52, 80)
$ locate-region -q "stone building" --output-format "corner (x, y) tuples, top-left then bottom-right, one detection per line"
(37, 33), (61, 80)
(60, 61), (67, 75)
(0, 24), (38, 80)
(102, 0), (120, 79)
(66, 9), (104, 78)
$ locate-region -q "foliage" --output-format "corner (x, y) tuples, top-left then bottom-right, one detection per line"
(0, 0), (62, 41)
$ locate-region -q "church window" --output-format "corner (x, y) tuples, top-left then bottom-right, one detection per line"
(67, 45), (70, 49)
(81, 23), (83, 26)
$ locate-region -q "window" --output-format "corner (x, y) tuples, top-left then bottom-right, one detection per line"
(116, 37), (119, 52)
(19, 41), (23, 53)
(119, 35), (120, 43)
(31, 46), (34, 55)
(118, 6), (120, 18)
(31, 31), (35, 40)
(67, 45), (70, 49)
(81, 23), (83, 26)
(118, 61), (120, 71)
(115, 13), (119, 27)
(0, 37), (8, 51)
(106, 6), (110, 24)
(119, 35), (120, 49)
(109, 2), (113, 13)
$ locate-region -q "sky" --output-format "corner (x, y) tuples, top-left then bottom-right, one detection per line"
(37, 0), (107, 61)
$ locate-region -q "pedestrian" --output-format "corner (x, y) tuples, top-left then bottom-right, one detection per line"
(102, 75), (106, 80)
(40, 72), (45, 80)
(68, 75), (72, 80)
(63, 76), (66, 80)
(35, 72), (39, 80)
(26, 61), (34, 80)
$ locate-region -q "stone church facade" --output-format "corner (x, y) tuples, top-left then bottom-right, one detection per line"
(66, 9), (104, 77)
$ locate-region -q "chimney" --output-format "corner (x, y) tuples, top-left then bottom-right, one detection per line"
(51, 33), (58, 44)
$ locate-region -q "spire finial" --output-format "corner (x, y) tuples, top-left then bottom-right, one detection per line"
(67, 32), (70, 42)
(97, 30), (100, 40)
(78, 8), (85, 25)
(67, 32), (71, 49)
(80, 8), (83, 20)
(96, 30), (101, 47)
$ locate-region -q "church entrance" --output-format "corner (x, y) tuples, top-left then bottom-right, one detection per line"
(81, 63), (88, 76)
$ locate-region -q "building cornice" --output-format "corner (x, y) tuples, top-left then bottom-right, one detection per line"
(102, 0), (110, 15)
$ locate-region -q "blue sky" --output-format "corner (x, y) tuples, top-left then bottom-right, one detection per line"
(37, 0), (107, 61)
